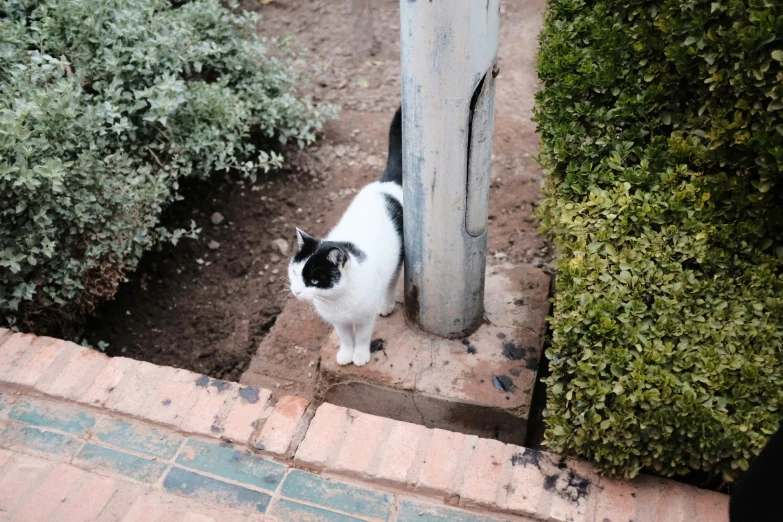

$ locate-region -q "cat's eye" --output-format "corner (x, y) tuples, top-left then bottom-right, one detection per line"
(310, 279), (319, 286)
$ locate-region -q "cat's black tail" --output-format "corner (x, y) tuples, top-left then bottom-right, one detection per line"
(380, 106), (402, 185)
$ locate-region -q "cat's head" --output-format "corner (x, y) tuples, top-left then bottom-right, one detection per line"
(288, 228), (356, 303)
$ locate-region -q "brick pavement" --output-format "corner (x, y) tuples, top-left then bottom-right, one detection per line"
(0, 329), (729, 521)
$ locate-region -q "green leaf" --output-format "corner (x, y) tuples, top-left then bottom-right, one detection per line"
(758, 178), (776, 193)
(772, 50), (783, 62)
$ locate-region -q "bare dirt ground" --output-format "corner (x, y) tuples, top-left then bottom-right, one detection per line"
(84, 0), (552, 383)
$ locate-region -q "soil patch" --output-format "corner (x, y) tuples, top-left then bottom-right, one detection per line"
(84, 168), (319, 380)
(84, 114), (385, 380)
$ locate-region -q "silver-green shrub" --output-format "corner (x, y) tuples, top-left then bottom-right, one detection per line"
(0, 0), (337, 329)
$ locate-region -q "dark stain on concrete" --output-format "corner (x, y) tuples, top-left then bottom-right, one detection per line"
(210, 379), (232, 392)
(511, 448), (544, 470)
(461, 339), (477, 354)
(239, 386), (260, 404)
(502, 341), (526, 360)
(370, 338), (386, 353)
(405, 284), (420, 324)
(492, 375), (516, 393)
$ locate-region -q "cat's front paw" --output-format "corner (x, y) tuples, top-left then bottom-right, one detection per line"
(336, 347), (354, 366)
(380, 302), (396, 317)
(352, 348), (371, 367)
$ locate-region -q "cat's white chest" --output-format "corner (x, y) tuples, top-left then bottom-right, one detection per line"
(311, 292), (350, 320)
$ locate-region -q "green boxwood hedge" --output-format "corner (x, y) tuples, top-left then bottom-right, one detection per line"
(0, 0), (336, 331)
(535, 0), (783, 482)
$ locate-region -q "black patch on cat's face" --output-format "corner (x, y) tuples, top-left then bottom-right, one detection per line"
(295, 236), (367, 290)
(335, 242), (366, 262)
(382, 193), (403, 266)
(302, 247), (343, 289)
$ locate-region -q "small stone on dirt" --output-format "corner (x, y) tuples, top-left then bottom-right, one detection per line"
(211, 212), (224, 225)
(272, 238), (290, 256)
(208, 240), (220, 250)
(271, 254), (281, 263)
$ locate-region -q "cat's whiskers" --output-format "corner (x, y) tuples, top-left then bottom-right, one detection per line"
(276, 277), (293, 297)
(277, 284), (295, 302)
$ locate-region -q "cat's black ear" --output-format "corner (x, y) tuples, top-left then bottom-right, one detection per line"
(327, 247), (348, 267)
(296, 228), (314, 250)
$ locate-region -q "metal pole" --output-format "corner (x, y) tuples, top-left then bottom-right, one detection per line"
(400, 0), (500, 338)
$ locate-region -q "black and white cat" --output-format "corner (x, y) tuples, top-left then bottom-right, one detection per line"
(288, 107), (403, 367)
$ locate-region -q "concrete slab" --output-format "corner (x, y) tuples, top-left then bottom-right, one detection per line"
(317, 263), (550, 444)
(240, 298), (331, 400)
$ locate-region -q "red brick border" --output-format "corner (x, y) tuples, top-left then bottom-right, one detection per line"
(0, 329), (310, 449)
(0, 328), (729, 522)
